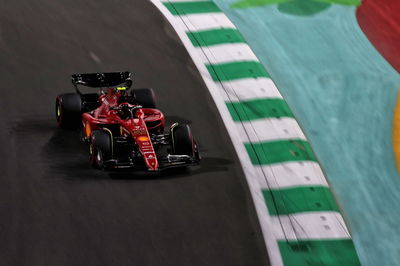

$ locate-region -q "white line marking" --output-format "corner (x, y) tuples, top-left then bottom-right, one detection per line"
(161, 0), (210, 2)
(234, 117), (307, 143)
(254, 162), (328, 189)
(196, 43), (259, 64)
(89, 51), (101, 64)
(150, 1), (284, 265)
(271, 212), (351, 240)
(215, 78), (283, 102)
(181, 13), (236, 32)
(151, 1), (354, 264)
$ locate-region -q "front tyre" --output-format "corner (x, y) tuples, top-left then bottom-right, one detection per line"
(90, 130), (112, 169)
(90, 145), (105, 169)
(170, 124), (195, 156)
(56, 93), (82, 129)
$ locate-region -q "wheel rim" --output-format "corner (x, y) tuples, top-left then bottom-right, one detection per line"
(56, 101), (62, 123)
(89, 144), (93, 157)
(95, 149), (103, 169)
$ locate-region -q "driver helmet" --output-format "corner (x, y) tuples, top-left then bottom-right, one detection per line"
(116, 86), (127, 96)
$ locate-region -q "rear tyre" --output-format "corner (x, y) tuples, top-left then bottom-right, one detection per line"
(90, 130), (112, 169)
(56, 93), (82, 129)
(132, 88), (156, 108)
(170, 124), (195, 156)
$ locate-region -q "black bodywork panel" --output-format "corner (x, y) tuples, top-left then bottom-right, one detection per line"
(72, 72), (133, 94)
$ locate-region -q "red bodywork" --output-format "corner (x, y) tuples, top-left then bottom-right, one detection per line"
(81, 91), (164, 171)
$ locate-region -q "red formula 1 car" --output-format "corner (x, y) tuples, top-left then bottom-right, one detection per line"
(55, 72), (200, 171)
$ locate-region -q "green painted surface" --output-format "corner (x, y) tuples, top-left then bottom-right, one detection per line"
(278, 239), (360, 265)
(245, 139), (317, 165)
(164, 1), (221, 15)
(226, 98), (293, 121)
(262, 186), (339, 215)
(206, 61), (270, 81)
(318, 0), (360, 5)
(277, 0), (330, 15)
(232, 0), (287, 9)
(211, 0), (400, 264)
(187, 29), (246, 47)
(231, 0), (360, 16)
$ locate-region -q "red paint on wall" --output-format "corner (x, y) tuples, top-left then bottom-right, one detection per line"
(356, 0), (400, 72)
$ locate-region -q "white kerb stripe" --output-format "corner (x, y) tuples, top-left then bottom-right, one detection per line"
(234, 117), (307, 143)
(196, 43), (259, 64)
(180, 13), (236, 32)
(254, 162), (328, 189)
(215, 78), (283, 102)
(150, 1), (285, 265)
(272, 212), (350, 240)
(160, 0), (210, 2)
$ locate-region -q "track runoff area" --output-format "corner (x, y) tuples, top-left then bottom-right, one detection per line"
(152, 0), (360, 265)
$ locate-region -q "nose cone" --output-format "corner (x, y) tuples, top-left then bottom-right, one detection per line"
(135, 136), (159, 171)
(145, 154), (159, 171)
(131, 120), (159, 170)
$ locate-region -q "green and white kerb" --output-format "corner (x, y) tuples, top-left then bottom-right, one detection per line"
(151, 0), (360, 265)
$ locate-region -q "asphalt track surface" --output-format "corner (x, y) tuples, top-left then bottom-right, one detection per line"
(0, 1), (269, 266)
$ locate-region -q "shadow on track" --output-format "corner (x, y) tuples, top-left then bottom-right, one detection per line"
(13, 118), (232, 181)
(108, 156), (233, 180)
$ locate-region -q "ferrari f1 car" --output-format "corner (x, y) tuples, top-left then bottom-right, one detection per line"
(55, 72), (200, 171)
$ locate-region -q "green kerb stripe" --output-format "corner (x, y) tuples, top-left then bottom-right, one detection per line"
(187, 29), (246, 47)
(164, 1), (221, 15)
(226, 98), (294, 121)
(206, 61), (270, 81)
(278, 239), (360, 266)
(245, 139), (317, 165)
(262, 186), (339, 215)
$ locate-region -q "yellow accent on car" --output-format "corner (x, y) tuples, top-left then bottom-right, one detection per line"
(116, 86), (127, 91)
(137, 136), (149, 142)
(85, 123), (91, 137)
(133, 129), (146, 135)
(393, 90), (400, 173)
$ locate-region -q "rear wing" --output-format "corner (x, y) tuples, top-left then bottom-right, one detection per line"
(71, 72), (133, 94)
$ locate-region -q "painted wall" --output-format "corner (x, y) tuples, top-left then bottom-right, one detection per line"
(211, 0), (400, 265)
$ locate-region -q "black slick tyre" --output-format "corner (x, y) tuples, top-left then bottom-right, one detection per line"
(90, 130), (112, 169)
(133, 88), (156, 108)
(55, 93), (82, 129)
(170, 124), (195, 156)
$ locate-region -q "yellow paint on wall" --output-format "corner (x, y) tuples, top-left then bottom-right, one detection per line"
(392, 90), (400, 173)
